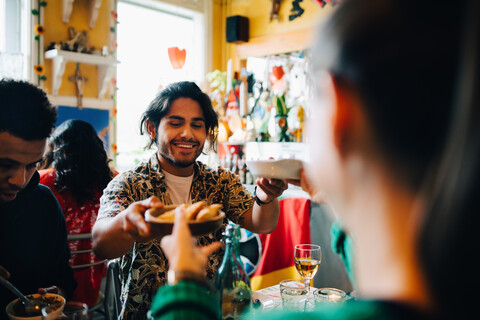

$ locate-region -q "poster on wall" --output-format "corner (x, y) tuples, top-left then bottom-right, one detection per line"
(56, 106), (110, 149)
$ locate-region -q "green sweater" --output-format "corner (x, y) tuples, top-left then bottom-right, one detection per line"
(150, 281), (431, 320)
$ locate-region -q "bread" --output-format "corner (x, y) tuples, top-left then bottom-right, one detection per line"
(196, 204), (223, 221)
(185, 201), (206, 220)
(147, 202), (222, 222)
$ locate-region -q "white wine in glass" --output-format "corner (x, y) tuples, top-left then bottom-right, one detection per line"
(294, 244), (322, 294)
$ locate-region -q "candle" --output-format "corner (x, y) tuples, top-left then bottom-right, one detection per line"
(226, 59), (233, 94)
(314, 288), (347, 304)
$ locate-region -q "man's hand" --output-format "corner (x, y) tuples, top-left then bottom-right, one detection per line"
(255, 177), (288, 203)
(120, 196), (164, 242)
(161, 206), (222, 275)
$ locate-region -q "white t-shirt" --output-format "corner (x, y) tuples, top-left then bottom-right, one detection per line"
(161, 170), (194, 205)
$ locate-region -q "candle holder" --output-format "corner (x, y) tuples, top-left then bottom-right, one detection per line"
(313, 288), (347, 304)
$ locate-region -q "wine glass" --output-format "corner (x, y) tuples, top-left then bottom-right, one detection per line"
(294, 244), (322, 294)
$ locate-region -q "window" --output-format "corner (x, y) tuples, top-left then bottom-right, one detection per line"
(116, 0), (209, 171)
(0, 0), (31, 80)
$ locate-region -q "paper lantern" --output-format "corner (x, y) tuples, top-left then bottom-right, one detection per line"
(168, 47), (186, 70)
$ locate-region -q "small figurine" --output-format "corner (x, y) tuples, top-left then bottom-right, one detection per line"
(65, 27), (91, 53)
(289, 0), (305, 21)
(270, 0), (282, 22)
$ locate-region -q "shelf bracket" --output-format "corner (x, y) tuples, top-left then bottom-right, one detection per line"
(51, 55), (67, 96)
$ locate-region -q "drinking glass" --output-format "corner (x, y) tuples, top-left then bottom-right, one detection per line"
(42, 301), (88, 320)
(294, 244), (321, 294)
(279, 279), (308, 312)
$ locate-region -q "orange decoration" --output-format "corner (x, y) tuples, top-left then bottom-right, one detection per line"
(34, 25), (45, 35)
(272, 65), (284, 80)
(168, 47), (186, 70)
(34, 65), (45, 75)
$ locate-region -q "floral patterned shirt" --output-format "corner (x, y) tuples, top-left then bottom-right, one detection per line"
(97, 155), (254, 320)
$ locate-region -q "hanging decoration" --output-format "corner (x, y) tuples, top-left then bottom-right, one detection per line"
(272, 65), (285, 80)
(270, 0), (282, 22)
(31, 0), (48, 85)
(168, 47), (186, 70)
(289, 0), (305, 21)
(312, 0), (342, 7)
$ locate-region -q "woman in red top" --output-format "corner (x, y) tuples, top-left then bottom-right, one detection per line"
(39, 119), (115, 307)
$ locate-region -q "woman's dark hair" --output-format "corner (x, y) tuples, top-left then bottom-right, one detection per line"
(139, 81), (218, 152)
(313, 0), (463, 192)
(40, 119), (114, 204)
(0, 79), (57, 140)
(315, 0), (478, 317)
(418, 0), (480, 318)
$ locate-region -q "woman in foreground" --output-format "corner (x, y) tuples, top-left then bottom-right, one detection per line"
(150, 0), (480, 318)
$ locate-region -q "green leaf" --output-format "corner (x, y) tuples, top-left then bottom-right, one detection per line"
(34, 35), (40, 41)
(110, 27), (115, 32)
(40, 75), (47, 81)
(31, 9), (39, 15)
(40, 1), (47, 7)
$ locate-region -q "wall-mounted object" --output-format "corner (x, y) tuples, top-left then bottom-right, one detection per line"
(62, 0), (103, 29)
(226, 15), (249, 43)
(45, 49), (119, 99)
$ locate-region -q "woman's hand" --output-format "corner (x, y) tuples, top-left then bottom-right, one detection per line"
(160, 206), (222, 275)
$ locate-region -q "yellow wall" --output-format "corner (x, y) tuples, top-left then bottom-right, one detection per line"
(43, 0), (112, 98)
(42, 0), (333, 95)
(212, 0), (334, 72)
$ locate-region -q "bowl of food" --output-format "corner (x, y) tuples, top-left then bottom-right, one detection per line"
(145, 201), (225, 237)
(5, 293), (65, 320)
(246, 159), (303, 180)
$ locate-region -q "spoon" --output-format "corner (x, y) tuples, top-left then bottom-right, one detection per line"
(0, 275), (48, 315)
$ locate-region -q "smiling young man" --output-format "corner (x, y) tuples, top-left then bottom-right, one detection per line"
(0, 79), (76, 319)
(92, 81), (287, 319)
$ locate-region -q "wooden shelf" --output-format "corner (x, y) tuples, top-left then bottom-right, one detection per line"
(45, 49), (119, 99)
(62, 0), (103, 28)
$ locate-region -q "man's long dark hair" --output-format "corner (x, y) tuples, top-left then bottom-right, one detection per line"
(40, 119), (114, 204)
(139, 81), (218, 152)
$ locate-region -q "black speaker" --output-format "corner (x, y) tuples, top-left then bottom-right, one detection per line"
(226, 15), (249, 43)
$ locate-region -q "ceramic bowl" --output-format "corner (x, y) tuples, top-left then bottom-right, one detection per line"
(6, 293), (65, 320)
(246, 159), (303, 180)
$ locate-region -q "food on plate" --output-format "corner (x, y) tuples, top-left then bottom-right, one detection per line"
(196, 204), (223, 222)
(146, 202), (223, 222)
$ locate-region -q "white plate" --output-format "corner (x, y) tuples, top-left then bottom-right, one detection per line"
(246, 159), (303, 180)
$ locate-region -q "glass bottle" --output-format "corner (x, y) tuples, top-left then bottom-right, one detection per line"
(214, 224), (252, 320)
